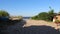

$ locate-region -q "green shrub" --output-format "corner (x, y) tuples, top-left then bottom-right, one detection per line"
(0, 10), (9, 17)
(31, 9), (56, 22)
(55, 20), (60, 23)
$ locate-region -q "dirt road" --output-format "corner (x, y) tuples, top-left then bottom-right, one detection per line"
(23, 19), (59, 29)
(1, 19), (59, 34)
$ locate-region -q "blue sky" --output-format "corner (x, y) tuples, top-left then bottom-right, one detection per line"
(0, 0), (60, 17)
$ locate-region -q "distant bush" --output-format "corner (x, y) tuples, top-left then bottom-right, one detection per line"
(31, 9), (55, 21)
(32, 16), (39, 20)
(0, 10), (9, 17)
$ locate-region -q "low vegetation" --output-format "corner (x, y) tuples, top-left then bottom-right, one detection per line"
(55, 20), (60, 24)
(31, 7), (58, 22)
(0, 10), (23, 26)
(0, 10), (9, 17)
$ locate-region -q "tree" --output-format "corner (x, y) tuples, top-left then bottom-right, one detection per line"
(32, 12), (49, 21)
(32, 10), (55, 21)
(0, 10), (9, 17)
(32, 7), (56, 21)
(32, 15), (38, 20)
(48, 9), (54, 20)
(38, 12), (49, 21)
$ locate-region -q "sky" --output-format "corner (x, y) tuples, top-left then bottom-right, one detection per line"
(0, 0), (60, 17)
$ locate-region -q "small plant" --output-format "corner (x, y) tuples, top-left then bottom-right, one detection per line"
(55, 20), (60, 24)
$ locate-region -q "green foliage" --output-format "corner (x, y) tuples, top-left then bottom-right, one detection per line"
(48, 9), (54, 21)
(31, 9), (55, 21)
(38, 12), (49, 20)
(0, 10), (9, 17)
(55, 20), (60, 23)
(32, 16), (38, 20)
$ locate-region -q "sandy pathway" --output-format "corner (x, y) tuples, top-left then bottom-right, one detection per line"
(23, 19), (59, 29)
(1, 19), (59, 34)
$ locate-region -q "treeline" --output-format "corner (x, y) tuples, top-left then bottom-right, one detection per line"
(32, 9), (59, 21)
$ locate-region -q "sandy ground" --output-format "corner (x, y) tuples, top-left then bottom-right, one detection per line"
(23, 19), (60, 29)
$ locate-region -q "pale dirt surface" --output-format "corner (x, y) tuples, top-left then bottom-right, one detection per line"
(23, 19), (59, 29)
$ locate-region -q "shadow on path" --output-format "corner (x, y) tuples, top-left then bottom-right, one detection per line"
(0, 20), (26, 34)
(0, 20), (60, 34)
(23, 25), (59, 34)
